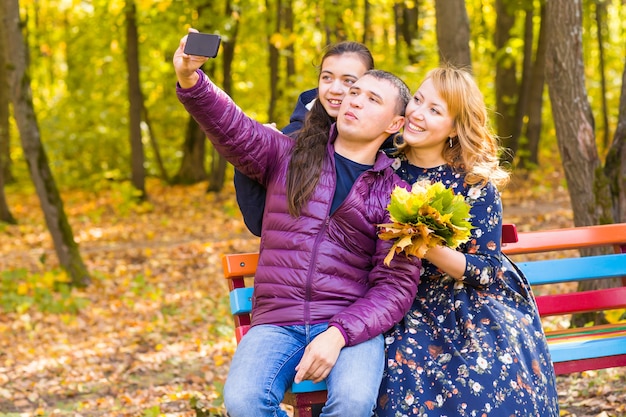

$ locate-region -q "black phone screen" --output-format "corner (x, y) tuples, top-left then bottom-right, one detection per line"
(184, 32), (221, 58)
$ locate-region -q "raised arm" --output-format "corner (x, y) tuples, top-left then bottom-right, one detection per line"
(174, 31), (292, 186)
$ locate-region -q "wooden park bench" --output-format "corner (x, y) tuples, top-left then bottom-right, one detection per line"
(221, 222), (626, 416)
(501, 222), (626, 375)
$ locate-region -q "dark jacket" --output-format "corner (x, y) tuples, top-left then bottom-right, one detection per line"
(234, 88), (318, 237)
(177, 71), (420, 346)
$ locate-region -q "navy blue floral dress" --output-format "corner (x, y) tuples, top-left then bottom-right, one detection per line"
(375, 160), (559, 416)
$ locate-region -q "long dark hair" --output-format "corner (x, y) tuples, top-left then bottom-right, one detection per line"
(286, 42), (374, 217)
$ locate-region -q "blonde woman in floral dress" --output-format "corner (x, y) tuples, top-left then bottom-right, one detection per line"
(375, 66), (560, 416)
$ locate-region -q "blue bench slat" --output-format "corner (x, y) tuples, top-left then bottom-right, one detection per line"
(517, 253), (626, 285)
(290, 379), (328, 393)
(548, 335), (626, 363)
(230, 287), (253, 315)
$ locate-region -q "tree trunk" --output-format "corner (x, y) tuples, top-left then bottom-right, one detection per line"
(397, 1), (419, 64)
(0, 119), (15, 224)
(545, 0), (617, 327)
(521, 4), (547, 168)
(510, 6), (533, 163)
(2, 0), (89, 286)
(363, 0), (371, 45)
(284, 0), (297, 121)
(142, 103), (170, 183)
(324, 0), (346, 42)
(434, 0), (471, 69)
(594, 0), (610, 149)
(494, 0), (518, 160)
(0, 162), (14, 225)
(545, 0), (611, 228)
(0, 18), (16, 224)
(604, 59), (626, 224)
(174, 118), (207, 185)
(207, 0), (240, 193)
(221, 4), (237, 98)
(0, 14), (14, 186)
(125, 0), (146, 199)
(266, 0), (281, 123)
(207, 147), (228, 193)
(393, 2), (401, 58)
(285, 0), (295, 82)
(173, 2), (218, 186)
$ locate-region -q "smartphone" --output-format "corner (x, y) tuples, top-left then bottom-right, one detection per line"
(184, 32), (221, 58)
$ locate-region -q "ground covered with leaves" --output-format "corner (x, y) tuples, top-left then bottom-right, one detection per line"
(0, 175), (624, 417)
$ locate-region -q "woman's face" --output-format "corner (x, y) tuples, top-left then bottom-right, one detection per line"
(317, 53), (369, 119)
(403, 78), (456, 155)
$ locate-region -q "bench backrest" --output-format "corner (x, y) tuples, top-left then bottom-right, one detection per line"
(501, 223), (626, 318)
(222, 222), (626, 377)
(221, 224), (521, 342)
(500, 224), (626, 375)
(222, 252), (258, 343)
(222, 223), (626, 338)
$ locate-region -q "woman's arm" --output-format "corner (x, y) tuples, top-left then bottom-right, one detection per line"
(423, 245), (467, 278)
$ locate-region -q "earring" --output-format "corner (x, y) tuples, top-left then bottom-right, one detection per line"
(449, 137), (453, 148)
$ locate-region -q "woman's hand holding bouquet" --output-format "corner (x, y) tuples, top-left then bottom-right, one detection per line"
(378, 181), (473, 266)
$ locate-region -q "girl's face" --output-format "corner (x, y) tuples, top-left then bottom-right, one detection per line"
(317, 53), (370, 119)
(403, 78), (456, 157)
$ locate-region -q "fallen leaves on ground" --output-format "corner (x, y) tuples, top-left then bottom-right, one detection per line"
(0, 179), (258, 416)
(0, 172), (623, 416)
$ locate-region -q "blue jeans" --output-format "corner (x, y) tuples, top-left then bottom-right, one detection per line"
(223, 323), (384, 417)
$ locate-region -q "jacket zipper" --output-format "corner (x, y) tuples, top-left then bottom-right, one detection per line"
(304, 213), (331, 326)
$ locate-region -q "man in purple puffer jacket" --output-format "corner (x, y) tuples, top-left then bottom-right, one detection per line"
(174, 31), (421, 417)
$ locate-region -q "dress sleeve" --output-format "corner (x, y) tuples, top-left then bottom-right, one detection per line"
(458, 182), (504, 288)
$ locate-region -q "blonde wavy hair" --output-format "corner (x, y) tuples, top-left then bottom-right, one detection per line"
(399, 66), (510, 188)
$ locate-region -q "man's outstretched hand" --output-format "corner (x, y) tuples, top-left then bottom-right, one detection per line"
(294, 326), (346, 384)
(173, 28), (209, 89)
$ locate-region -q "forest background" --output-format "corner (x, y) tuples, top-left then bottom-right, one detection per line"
(0, 0), (625, 416)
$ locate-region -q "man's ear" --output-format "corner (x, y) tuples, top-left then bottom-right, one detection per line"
(386, 115), (405, 134)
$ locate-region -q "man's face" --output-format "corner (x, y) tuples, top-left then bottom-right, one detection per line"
(336, 74), (402, 142)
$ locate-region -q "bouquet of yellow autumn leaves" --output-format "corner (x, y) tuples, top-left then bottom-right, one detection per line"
(378, 180), (474, 266)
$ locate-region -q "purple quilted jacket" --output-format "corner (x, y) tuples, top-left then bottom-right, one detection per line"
(177, 71), (421, 346)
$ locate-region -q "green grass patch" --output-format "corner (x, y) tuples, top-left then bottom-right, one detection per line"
(0, 268), (90, 314)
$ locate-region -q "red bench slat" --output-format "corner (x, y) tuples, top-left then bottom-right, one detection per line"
(553, 354), (626, 375)
(535, 287), (626, 316)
